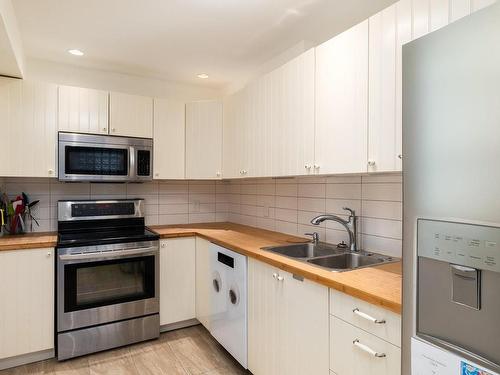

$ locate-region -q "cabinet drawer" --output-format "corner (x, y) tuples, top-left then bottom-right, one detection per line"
(330, 289), (401, 346)
(330, 316), (401, 375)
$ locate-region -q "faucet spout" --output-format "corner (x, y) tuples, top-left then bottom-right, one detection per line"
(310, 208), (358, 251)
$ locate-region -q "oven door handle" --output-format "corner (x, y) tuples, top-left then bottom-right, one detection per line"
(59, 246), (158, 261)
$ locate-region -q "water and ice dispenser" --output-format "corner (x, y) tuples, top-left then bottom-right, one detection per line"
(416, 219), (500, 373)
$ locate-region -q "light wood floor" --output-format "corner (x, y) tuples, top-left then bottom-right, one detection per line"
(1, 325), (250, 375)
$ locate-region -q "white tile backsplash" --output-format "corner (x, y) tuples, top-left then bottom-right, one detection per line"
(2, 173), (403, 257)
(2, 178), (228, 232)
(225, 173), (403, 257)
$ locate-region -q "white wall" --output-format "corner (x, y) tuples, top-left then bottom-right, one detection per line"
(24, 58), (222, 101)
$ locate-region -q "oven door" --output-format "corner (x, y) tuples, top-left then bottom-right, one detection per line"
(57, 241), (159, 332)
(59, 140), (132, 182)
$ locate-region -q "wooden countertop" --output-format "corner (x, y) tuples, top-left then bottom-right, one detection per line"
(150, 222), (402, 314)
(0, 222), (402, 314)
(0, 232), (58, 251)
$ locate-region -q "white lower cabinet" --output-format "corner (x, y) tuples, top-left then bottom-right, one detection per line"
(330, 317), (401, 375)
(159, 238), (196, 326)
(0, 248), (54, 361)
(195, 237), (212, 330)
(329, 289), (401, 375)
(248, 258), (329, 375)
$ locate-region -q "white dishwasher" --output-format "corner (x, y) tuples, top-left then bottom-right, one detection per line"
(208, 243), (248, 368)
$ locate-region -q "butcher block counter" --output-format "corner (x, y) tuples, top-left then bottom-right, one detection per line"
(0, 222), (402, 314)
(151, 222), (402, 314)
(0, 232), (58, 251)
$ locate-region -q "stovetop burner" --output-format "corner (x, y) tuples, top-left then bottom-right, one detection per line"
(58, 227), (159, 248)
(56, 199), (158, 248)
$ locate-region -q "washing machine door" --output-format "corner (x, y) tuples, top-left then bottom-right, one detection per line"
(209, 244), (248, 368)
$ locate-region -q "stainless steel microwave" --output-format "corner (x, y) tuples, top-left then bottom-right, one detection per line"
(58, 132), (153, 182)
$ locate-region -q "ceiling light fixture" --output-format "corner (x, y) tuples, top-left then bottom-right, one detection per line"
(68, 49), (84, 56)
(197, 73), (209, 79)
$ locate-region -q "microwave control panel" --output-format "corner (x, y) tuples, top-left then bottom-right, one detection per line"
(418, 219), (500, 272)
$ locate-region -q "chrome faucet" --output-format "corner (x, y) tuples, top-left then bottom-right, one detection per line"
(310, 207), (358, 251)
(304, 232), (320, 244)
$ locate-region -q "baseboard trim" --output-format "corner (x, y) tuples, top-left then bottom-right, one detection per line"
(0, 349), (55, 370)
(160, 318), (199, 332)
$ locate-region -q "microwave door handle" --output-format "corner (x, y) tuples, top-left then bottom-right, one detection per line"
(129, 146), (136, 180)
(59, 246), (157, 261)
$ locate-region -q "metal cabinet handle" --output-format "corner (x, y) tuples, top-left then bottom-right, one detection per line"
(276, 275), (284, 281)
(397, 154), (402, 160)
(368, 160), (376, 167)
(272, 273), (278, 279)
(353, 339), (386, 358)
(353, 308), (386, 324)
(305, 164), (312, 170)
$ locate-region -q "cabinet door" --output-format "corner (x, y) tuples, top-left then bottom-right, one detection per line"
(58, 85), (109, 134)
(471, 0), (497, 11)
(368, 4), (397, 173)
(223, 91), (245, 178)
(450, 0), (471, 21)
(109, 92), (153, 138)
(315, 21), (369, 175)
(396, 0), (413, 169)
(185, 101), (223, 179)
(195, 237), (212, 330)
(412, 0), (430, 40)
(153, 98), (185, 179)
(330, 317), (401, 375)
(271, 49), (315, 177)
(280, 271), (329, 375)
(0, 248), (54, 359)
(159, 238), (196, 326)
(248, 258), (280, 375)
(0, 78), (57, 178)
(430, 0), (450, 32)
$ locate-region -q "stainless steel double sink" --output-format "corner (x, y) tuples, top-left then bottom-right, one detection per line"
(261, 242), (397, 272)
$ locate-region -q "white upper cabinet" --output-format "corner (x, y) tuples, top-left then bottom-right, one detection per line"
(315, 20), (369, 175)
(471, 0), (497, 11)
(185, 100), (223, 179)
(58, 85), (109, 134)
(368, 4), (398, 173)
(450, 0), (471, 21)
(271, 49), (315, 177)
(0, 78), (58, 178)
(223, 77), (273, 179)
(396, 0), (413, 170)
(109, 92), (153, 138)
(223, 90), (246, 178)
(153, 98), (185, 179)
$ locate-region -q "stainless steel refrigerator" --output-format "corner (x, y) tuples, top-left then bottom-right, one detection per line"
(402, 2), (500, 374)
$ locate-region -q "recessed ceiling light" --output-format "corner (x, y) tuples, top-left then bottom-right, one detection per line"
(68, 49), (84, 56)
(197, 73), (209, 79)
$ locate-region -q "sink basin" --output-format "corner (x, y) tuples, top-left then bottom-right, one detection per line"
(307, 253), (392, 271)
(262, 242), (397, 272)
(262, 242), (345, 259)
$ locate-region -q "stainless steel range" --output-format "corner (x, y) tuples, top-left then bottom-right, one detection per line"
(56, 199), (160, 360)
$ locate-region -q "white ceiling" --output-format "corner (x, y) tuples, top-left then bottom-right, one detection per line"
(12, 0), (395, 90)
